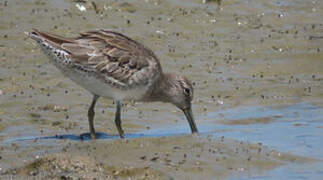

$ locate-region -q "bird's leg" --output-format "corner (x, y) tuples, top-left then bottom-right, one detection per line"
(88, 95), (99, 139)
(115, 100), (125, 138)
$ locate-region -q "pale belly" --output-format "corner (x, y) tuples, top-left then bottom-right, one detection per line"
(64, 68), (148, 101)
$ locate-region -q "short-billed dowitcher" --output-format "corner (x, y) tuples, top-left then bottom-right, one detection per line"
(29, 29), (198, 139)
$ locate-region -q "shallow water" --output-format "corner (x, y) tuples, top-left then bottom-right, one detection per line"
(214, 103), (323, 179)
(2, 103), (322, 179)
(1, 0), (323, 179)
(145, 102), (323, 179)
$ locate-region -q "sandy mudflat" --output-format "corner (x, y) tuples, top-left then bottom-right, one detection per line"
(0, 0), (322, 179)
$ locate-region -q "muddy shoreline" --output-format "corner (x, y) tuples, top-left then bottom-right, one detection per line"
(0, 0), (323, 179)
(1, 135), (314, 179)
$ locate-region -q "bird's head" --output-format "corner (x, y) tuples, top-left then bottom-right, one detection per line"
(160, 73), (198, 133)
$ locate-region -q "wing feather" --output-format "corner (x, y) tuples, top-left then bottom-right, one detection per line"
(32, 29), (162, 89)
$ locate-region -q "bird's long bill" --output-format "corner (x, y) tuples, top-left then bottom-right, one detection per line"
(183, 108), (198, 133)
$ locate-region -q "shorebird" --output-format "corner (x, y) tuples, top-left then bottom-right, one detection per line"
(28, 29), (198, 139)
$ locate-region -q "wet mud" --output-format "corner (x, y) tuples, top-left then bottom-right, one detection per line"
(0, 0), (322, 179)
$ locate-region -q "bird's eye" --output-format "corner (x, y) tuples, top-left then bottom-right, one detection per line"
(184, 88), (190, 95)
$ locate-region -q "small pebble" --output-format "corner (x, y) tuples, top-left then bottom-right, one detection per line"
(140, 156), (146, 160)
(150, 156), (159, 161)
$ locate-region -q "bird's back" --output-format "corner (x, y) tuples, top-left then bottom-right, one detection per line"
(30, 29), (162, 100)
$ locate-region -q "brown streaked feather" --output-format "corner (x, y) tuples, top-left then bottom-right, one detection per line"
(32, 29), (162, 87)
(31, 29), (74, 48)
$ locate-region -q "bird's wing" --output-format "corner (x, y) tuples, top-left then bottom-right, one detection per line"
(32, 29), (162, 89)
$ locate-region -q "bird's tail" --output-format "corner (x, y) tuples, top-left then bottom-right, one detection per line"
(26, 29), (74, 48)
(25, 29), (44, 43)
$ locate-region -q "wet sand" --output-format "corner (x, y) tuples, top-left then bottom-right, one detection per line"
(0, 0), (323, 179)
(1, 135), (314, 179)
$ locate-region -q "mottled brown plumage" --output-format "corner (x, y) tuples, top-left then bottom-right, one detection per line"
(29, 29), (198, 139)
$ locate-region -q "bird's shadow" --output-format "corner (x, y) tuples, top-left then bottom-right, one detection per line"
(41, 132), (122, 141)
(10, 131), (187, 142)
(11, 132), (148, 142)
(7, 125), (201, 142)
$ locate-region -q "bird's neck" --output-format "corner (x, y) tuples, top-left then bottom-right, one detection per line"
(147, 73), (175, 102)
